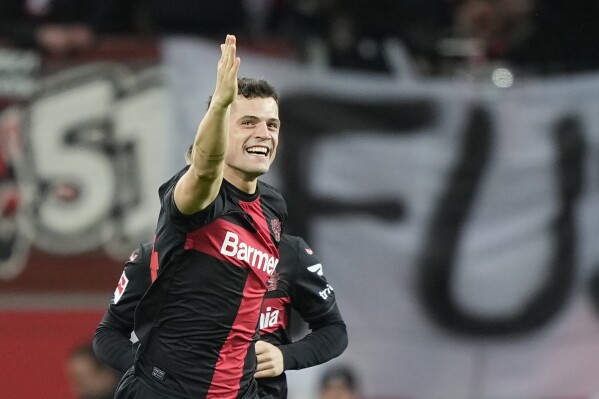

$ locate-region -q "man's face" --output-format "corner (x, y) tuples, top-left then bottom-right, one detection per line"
(225, 95), (280, 181)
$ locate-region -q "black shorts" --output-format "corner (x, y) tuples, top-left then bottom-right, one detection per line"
(114, 366), (260, 399)
(113, 367), (162, 399)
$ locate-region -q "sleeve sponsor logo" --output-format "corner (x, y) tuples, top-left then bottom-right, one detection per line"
(307, 263), (323, 276)
(319, 283), (334, 300)
(112, 271), (129, 304)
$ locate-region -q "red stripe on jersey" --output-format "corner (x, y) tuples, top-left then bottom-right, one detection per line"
(207, 274), (264, 399)
(259, 297), (291, 334)
(150, 249), (159, 283)
(184, 218), (279, 286)
(238, 197), (277, 251)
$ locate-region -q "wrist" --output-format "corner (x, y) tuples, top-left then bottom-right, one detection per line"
(278, 345), (296, 371)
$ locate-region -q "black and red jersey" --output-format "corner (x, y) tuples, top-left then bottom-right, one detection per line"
(94, 235), (347, 399)
(134, 166), (287, 399)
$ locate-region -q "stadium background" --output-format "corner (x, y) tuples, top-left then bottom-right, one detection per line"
(2, 1), (599, 398)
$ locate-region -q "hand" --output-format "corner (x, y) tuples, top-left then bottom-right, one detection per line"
(211, 34), (241, 109)
(254, 340), (284, 378)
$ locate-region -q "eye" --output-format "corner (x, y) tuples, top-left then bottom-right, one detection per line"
(241, 120), (254, 126)
(267, 123), (279, 130)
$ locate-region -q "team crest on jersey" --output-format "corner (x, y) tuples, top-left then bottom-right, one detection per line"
(112, 271), (129, 304)
(270, 218), (281, 242)
(266, 271), (280, 291)
(305, 247), (313, 255)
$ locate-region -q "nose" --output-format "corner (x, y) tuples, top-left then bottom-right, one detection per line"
(254, 121), (272, 139)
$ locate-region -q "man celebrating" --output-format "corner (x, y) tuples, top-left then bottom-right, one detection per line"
(94, 234), (348, 399)
(113, 35), (287, 399)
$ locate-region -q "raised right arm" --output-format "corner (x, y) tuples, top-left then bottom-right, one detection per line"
(174, 34), (241, 215)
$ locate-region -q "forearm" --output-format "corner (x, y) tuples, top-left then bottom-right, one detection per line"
(93, 322), (135, 372)
(191, 105), (230, 178)
(278, 320), (348, 371)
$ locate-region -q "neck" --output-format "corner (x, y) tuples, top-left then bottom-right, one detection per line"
(224, 167), (258, 194)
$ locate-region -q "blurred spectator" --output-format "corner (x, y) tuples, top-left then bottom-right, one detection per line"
(0, 0), (146, 55)
(282, 0), (453, 74)
(449, 0), (553, 68)
(66, 343), (119, 399)
(319, 365), (361, 399)
(286, 0), (392, 72)
(438, 0), (599, 74)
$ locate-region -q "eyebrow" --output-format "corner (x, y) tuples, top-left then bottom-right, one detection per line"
(240, 115), (280, 124)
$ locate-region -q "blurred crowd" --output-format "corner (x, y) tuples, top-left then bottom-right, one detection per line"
(1, 0), (599, 76)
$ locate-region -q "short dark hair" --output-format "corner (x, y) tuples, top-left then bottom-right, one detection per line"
(186, 77), (279, 162)
(237, 77), (279, 103)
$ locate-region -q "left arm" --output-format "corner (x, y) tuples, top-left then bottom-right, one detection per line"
(254, 304), (348, 378)
(255, 236), (348, 378)
(279, 304), (347, 371)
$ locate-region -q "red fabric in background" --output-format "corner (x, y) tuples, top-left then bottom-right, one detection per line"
(0, 310), (105, 399)
(0, 249), (122, 293)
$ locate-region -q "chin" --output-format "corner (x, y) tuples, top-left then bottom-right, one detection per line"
(239, 166), (269, 180)
(251, 166), (270, 177)
(248, 161), (272, 175)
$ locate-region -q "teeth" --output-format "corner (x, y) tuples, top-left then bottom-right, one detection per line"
(246, 146), (269, 155)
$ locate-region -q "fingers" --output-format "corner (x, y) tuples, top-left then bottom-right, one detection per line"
(254, 360), (275, 379)
(224, 36), (233, 69)
(254, 369), (274, 379)
(255, 341), (274, 369)
(231, 56), (241, 78)
(221, 35), (239, 81)
(212, 34), (240, 106)
(218, 35), (236, 67)
(255, 340), (268, 355)
(223, 35), (236, 64)
(255, 358), (270, 372)
(254, 340), (283, 379)
(256, 351), (272, 364)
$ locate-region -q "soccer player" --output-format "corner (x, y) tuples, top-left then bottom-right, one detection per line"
(111, 35), (287, 399)
(94, 235), (347, 398)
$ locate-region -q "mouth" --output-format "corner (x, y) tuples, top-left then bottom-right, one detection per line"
(245, 145), (270, 158)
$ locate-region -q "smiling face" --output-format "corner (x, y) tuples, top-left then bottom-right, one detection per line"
(224, 95), (280, 188)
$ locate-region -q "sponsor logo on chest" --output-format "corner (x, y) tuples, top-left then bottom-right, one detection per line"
(259, 306), (280, 330)
(220, 231), (279, 275)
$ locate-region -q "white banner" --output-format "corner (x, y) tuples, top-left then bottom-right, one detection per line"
(162, 38), (599, 399)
